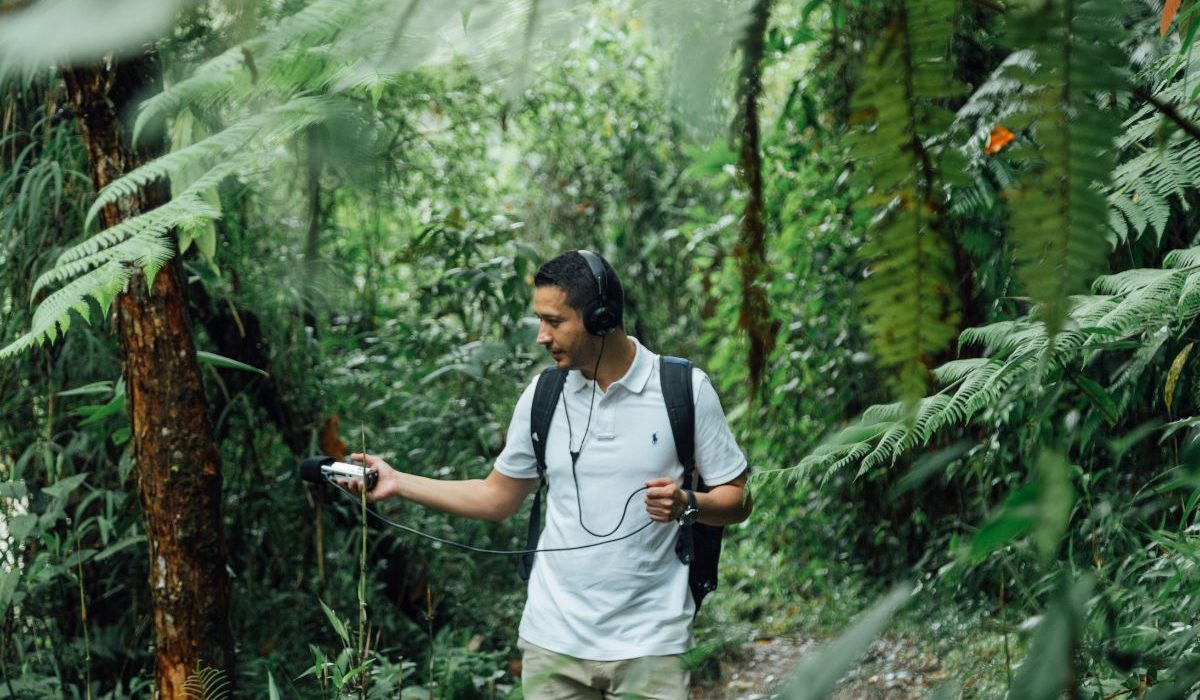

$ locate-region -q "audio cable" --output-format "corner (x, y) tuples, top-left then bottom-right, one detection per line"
(328, 480), (657, 555)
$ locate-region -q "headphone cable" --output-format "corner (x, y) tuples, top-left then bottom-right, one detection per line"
(330, 480), (655, 555)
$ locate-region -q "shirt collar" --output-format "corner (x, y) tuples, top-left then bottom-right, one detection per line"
(566, 336), (654, 395)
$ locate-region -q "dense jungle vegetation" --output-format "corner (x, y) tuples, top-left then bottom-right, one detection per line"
(5, 0), (1200, 698)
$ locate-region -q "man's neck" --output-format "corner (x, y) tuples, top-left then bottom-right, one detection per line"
(581, 332), (636, 392)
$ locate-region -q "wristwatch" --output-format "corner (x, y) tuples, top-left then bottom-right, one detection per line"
(676, 489), (699, 526)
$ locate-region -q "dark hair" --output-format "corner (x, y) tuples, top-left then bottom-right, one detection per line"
(534, 250), (624, 327)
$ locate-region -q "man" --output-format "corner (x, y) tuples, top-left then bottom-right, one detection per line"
(347, 250), (751, 700)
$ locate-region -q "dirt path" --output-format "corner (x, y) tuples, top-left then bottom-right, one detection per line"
(690, 635), (946, 700)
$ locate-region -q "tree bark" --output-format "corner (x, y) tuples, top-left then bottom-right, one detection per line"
(63, 54), (233, 699)
(734, 0), (774, 395)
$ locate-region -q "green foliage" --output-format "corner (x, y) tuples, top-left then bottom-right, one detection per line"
(848, 0), (964, 398)
(183, 665), (231, 700)
(798, 242), (1200, 481)
(9, 1), (1200, 699)
(778, 584), (912, 700)
(1003, 0), (1126, 335)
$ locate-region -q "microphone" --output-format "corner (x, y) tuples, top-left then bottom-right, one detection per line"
(299, 456), (378, 491)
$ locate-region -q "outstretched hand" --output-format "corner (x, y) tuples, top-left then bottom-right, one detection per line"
(644, 477), (685, 523)
(337, 453), (402, 503)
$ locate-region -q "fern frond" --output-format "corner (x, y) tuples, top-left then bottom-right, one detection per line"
(133, 0), (365, 140)
(1107, 57), (1200, 243)
(1093, 268), (1185, 335)
(0, 260), (132, 360)
(132, 48), (249, 144)
(797, 241), (1200, 481)
(1164, 246), (1200, 268)
(858, 422), (912, 475)
(1005, 0), (1126, 334)
(52, 195), (219, 275)
(1177, 272), (1200, 321)
(850, 0), (964, 399)
(182, 665), (231, 700)
(931, 357), (993, 384)
(35, 195), (219, 297)
(91, 97), (334, 227)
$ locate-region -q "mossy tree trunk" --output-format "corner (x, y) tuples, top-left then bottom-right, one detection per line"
(735, 0), (774, 395)
(63, 54), (233, 699)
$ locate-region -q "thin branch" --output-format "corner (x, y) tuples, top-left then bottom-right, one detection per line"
(1134, 86), (1200, 144)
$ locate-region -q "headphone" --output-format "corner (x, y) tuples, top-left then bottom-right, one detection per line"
(577, 250), (621, 336)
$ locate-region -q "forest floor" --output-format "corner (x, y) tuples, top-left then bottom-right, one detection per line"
(690, 634), (948, 700)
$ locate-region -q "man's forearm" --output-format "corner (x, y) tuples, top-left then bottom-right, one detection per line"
(694, 483), (752, 526)
(393, 472), (517, 522)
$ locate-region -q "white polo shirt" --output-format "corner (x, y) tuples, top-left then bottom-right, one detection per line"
(494, 337), (747, 660)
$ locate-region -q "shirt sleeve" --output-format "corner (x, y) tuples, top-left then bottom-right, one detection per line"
(691, 368), (749, 486)
(493, 377), (541, 480)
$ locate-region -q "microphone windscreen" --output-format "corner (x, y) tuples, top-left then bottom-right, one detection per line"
(299, 456), (335, 483)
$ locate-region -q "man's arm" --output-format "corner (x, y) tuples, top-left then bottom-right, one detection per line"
(644, 471), (752, 527)
(341, 452), (539, 522)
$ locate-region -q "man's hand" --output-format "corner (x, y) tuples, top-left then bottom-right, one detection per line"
(644, 477), (686, 523)
(338, 452), (401, 503)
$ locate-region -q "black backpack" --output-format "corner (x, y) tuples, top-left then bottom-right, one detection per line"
(516, 356), (724, 612)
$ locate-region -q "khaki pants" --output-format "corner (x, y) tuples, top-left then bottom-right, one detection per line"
(518, 638), (690, 700)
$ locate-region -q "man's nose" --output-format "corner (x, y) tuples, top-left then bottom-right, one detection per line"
(536, 323), (551, 344)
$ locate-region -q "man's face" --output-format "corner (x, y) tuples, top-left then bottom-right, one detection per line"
(534, 285), (597, 371)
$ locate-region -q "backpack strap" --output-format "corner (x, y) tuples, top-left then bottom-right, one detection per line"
(660, 357), (697, 565)
(518, 366), (568, 580)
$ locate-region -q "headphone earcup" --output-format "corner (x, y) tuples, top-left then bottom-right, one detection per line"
(585, 304), (618, 336)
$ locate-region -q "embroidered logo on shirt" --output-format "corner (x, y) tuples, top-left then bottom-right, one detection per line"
(652, 432), (658, 445)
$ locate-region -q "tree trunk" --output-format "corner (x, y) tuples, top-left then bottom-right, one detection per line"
(63, 55), (233, 699)
(734, 0), (774, 395)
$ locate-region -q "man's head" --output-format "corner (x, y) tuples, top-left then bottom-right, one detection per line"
(533, 251), (625, 370)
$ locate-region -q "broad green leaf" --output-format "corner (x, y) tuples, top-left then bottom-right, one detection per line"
(1008, 576), (1092, 700)
(75, 392), (125, 427)
(56, 381), (113, 398)
(196, 350), (269, 377)
(0, 567), (21, 611)
(969, 482), (1037, 564)
(7, 513), (38, 544)
(41, 472), (89, 499)
(1165, 342), (1193, 413)
(420, 363), (482, 384)
(779, 584), (913, 700)
(94, 535), (147, 562)
(1077, 376), (1119, 425)
(0, 481), (27, 499)
(319, 598), (350, 646)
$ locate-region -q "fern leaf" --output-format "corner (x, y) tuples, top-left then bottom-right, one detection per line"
(182, 665), (231, 700)
(133, 0), (365, 140)
(45, 195), (220, 290)
(851, 0), (964, 399)
(1005, 0), (1126, 335)
(90, 96), (335, 228)
(0, 261), (132, 360)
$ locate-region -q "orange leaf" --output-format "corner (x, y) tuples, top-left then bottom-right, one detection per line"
(984, 126), (1015, 155)
(320, 415), (347, 460)
(1163, 0), (1182, 37)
